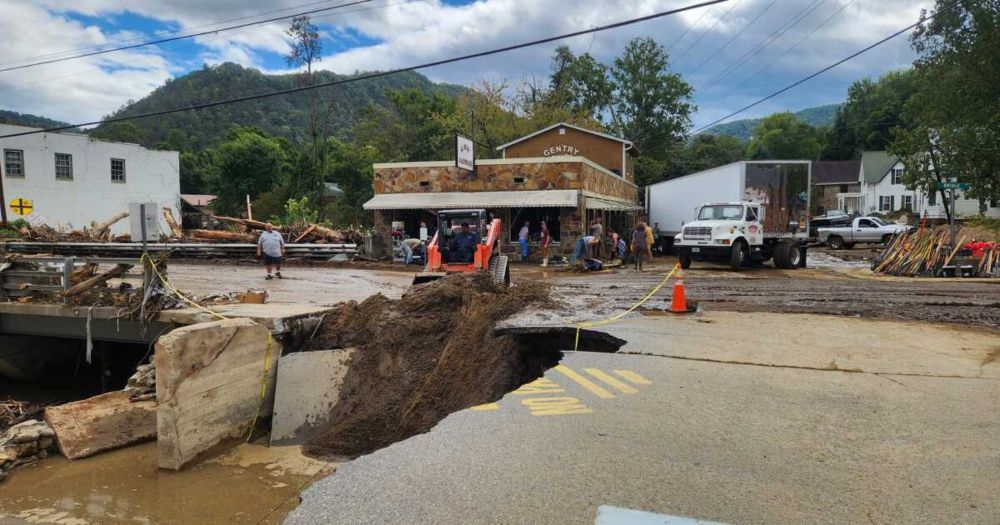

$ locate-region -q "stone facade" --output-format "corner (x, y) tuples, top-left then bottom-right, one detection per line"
(373, 158), (638, 203)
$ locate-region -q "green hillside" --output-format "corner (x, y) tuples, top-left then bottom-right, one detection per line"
(0, 110), (75, 131)
(89, 63), (466, 150)
(703, 103), (840, 141)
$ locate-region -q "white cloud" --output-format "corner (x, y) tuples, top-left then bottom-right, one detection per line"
(0, 0), (936, 129)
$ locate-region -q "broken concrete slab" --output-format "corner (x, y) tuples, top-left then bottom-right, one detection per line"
(155, 317), (278, 470)
(44, 391), (156, 460)
(271, 349), (356, 445)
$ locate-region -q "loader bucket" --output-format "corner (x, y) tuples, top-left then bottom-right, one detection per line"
(412, 272), (447, 286)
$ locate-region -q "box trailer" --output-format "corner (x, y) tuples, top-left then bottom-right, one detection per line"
(646, 161), (811, 269)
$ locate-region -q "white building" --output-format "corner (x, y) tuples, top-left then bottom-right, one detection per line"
(0, 124), (180, 236)
(855, 151), (1000, 219)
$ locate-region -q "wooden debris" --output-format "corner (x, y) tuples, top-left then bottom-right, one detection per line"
(292, 224), (317, 243)
(62, 263), (132, 297)
(91, 211), (129, 239)
(191, 229), (255, 242)
(162, 207), (184, 239)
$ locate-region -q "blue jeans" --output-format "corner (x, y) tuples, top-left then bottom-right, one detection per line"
(519, 239), (528, 259)
(571, 238), (586, 262)
(402, 243), (413, 265)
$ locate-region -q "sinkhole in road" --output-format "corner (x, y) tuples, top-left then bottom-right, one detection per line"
(299, 273), (624, 459)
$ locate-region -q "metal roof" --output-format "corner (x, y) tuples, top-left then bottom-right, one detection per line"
(585, 196), (644, 212)
(811, 160), (861, 185)
(860, 151), (900, 184)
(363, 190), (579, 210)
(495, 122), (635, 153)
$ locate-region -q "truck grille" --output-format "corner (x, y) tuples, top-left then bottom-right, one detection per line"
(683, 226), (712, 239)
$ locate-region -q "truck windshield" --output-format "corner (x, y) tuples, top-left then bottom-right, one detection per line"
(698, 205), (744, 220)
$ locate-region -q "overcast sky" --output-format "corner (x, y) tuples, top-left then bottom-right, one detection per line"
(0, 0), (932, 131)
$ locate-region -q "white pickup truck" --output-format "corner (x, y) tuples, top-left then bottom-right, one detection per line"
(817, 217), (912, 249)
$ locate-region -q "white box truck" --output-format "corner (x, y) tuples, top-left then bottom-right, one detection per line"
(646, 161), (811, 270)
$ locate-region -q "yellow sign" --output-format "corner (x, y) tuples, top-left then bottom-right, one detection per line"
(9, 198), (32, 216)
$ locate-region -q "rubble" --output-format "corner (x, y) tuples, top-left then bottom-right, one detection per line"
(873, 226), (1000, 277)
(44, 391), (157, 460)
(125, 364), (156, 402)
(0, 419), (56, 482)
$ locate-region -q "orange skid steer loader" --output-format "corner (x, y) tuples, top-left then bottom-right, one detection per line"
(412, 209), (510, 286)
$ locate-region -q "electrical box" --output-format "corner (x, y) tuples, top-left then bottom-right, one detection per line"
(129, 202), (161, 242)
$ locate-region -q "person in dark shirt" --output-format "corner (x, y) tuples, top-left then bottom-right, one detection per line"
(451, 222), (478, 263)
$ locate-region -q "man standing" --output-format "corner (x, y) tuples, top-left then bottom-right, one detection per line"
(257, 224), (286, 280)
(589, 216), (604, 259)
(632, 222), (648, 271)
(653, 222), (662, 254)
(539, 220), (551, 267)
(644, 222), (655, 262)
(518, 221), (531, 263)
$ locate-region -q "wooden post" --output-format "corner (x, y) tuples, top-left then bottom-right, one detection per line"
(246, 194), (253, 221)
(62, 256), (74, 305)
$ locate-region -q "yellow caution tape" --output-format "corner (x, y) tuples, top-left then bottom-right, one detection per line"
(573, 263), (680, 351)
(141, 254), (272, 442)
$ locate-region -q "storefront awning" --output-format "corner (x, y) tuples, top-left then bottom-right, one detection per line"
(585, 196), (644, 212)
(363, 190), (579, 210)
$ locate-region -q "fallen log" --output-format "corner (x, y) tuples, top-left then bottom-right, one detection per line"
(191, 229), (256, 243)
(69, 262), (98, 284)
(214, 215), (269, 230)
(162, 208), (184, 239)
(313, 225), (348, 241)
(292, 224), (317, 243)
(62, 263), (132, 297)
(91, 211), (129, 239)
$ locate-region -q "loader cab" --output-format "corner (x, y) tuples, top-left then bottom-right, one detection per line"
(437, 209), (488, 263)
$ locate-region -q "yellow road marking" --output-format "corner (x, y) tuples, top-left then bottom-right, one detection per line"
(471, 403), (499, 411)
(613, 370), (651, 385)
(513, 377), (564, 395)
(522, 397), (592, 416)
(553, 365), (614, 399)
(584, 368), (639, 394)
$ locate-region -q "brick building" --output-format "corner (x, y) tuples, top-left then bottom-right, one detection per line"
(363, 123), (643, 258)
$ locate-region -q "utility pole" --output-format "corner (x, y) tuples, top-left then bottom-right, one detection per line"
(949, 186), (956, 247)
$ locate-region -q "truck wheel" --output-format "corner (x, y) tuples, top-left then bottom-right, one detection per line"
(827, 236), (845, 250)
(773, 241), (792, 269)
(679, 254), (692, 269)
(729, 240), (747, 270)
(782, 241), (802, 269)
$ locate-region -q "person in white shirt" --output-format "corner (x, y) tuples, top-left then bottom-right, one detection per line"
(257, 224), (286, 280)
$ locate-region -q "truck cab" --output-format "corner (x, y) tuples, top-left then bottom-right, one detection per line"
(674, 201), (802, 270)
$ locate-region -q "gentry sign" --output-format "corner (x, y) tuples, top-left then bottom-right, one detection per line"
(542, 144), (581, 157)
(456, 135), (475, 172)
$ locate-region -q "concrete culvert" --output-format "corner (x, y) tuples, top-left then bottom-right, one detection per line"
(300, 273), (560, 459)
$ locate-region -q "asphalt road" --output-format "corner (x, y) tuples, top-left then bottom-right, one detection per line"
(286, 315), (1000, 525)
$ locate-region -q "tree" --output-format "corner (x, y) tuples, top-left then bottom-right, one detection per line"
(354, 88), (459, 162)
(548, 46), (613, 121)
(683, 134), (746, 173)
(286, 16), (323, 144)
(608, 37), (694, 186)
(746, 113), (822, 160)
(326, 138), (380, 226)
(824, 70), (918, 160)
(209, 127), (289, 215)
(889, 1), (1000, 218)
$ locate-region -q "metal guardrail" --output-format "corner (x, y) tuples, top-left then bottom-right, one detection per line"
(1, 242), (357, 259)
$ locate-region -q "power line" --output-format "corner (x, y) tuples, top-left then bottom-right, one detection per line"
(0, 0), (374, 74)
(0, 0), (351, 69)
(0, 0), (729, 139)
(698, 0), (826, 92)
(665, 7), (714, 54)
(718, 0), (856, 101)
(0, 0), (423, 96)
(675, 0), (748, 68)
(674, 0), (761, 63)
(693, 0), (959, 134)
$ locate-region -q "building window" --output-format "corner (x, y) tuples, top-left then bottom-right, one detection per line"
(839, 184), (848, 193)
(4, 149), (24, 178)
(513, 176), (525, 184)
(55, 153), (73, 180)
(879, 195), (895, 212)
(902, 195), (913, 211)
(508, 208), (561, 243)
(891, 167), (904, 185)
(111, 158), (126, 183)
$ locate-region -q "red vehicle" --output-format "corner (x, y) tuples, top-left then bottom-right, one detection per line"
(413, 209), (510, 286)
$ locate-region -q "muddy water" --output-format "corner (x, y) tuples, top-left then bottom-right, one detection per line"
(0, 442), (335, 524)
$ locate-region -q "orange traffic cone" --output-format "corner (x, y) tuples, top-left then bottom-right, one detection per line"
(670, 268), (689, 313)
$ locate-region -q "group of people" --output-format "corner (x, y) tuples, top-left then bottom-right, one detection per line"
(570, 217), (660, 270)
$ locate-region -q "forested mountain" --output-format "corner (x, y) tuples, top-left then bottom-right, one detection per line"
(88, 62), (466, 150)
(703, 103), (840, 141)
(0, 110), (74, 130)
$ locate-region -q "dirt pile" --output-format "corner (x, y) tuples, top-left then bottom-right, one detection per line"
(302, 273), (555, 458)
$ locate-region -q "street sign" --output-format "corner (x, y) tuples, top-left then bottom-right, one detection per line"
(9, 198), (33, 215)
(940, 182), (969, 190)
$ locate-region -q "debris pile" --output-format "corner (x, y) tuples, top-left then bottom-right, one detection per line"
(873, 227), (1000, 277)
(0, 420), (56, 482)
(125, 364), (156, 402)
(302, 273), (555, 458)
